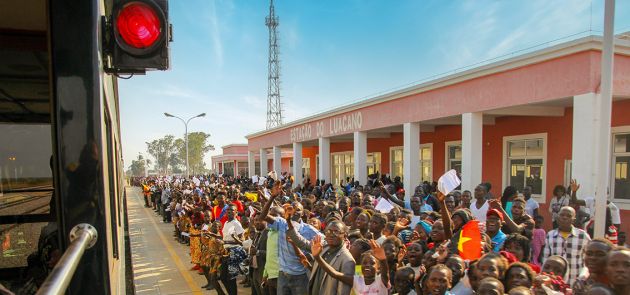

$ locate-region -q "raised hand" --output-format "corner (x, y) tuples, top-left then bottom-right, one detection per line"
(370, 240), (387, 261)
(411, 230), (421, 242)
(570, 179), (580, 193)
(488, 199), (501, 210)
(283, 204), (295, 221)
(436, 191), (446, 202)
(311, 235), (323, 257)
(397, 245), (407, 264)
(434, 240), (450, 261)
(396, 217), (410, 228)
(271, 181), (283, 197)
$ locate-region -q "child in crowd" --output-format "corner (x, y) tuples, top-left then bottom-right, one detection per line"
(393, 267), (416, 295)
(531, 216), (546, 266)
(349, 238), (372, 275)
(311, 236), (390, 295)
(541, 255), (568, 279)
(200, 221), (226, 292)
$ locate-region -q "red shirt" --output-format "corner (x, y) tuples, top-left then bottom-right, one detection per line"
(231, 200), (245, 213)
(213, 205), (228, 226)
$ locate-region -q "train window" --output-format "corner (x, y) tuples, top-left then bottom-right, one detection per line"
(0, 124), (54, 217)
(1, 0), (58, 289)
(104, 111), (119, 259)
(0, 222), (51, 268)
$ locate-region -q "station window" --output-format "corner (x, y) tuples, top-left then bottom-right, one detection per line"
(223, 161), (234, 176)
(302, 158), (310, 178)
(331, 152), (353, 185)
(446, 141), (462, 175)
(504, 135), (546, 196)
(420, 145), (432, 183)
(237, 161), (248, 177)
(367, 152), (381, 175)
(390, 148), (404, 180)
(613, 132), (630, 200)
(389, 145), (431, 182)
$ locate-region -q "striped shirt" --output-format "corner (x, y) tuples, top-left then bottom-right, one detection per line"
(543, 226), (591, 285)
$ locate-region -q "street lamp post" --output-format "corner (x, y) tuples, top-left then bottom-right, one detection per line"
(164, 112), (206, 178)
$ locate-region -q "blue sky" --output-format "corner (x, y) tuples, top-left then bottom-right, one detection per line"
(119, 0), (630, 170)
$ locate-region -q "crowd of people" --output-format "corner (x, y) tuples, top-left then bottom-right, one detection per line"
(136, 172), (630, 295)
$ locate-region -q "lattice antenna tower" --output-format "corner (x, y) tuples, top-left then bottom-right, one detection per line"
(265, 0), (283, 129)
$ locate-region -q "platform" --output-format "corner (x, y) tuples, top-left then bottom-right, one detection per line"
(127, 187), (251, 295)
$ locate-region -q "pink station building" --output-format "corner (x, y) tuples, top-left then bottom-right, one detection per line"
(212, 34), (630, 232)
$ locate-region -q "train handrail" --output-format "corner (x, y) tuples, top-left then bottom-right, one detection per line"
(35, 223), (98, 295)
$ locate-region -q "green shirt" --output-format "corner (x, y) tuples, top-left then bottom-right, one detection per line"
(263, 229), (279, 279)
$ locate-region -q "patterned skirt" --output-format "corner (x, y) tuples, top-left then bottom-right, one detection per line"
(200, 236), (225, 273)
(189, 228), (202, 264)
(224, 246), (247, 279)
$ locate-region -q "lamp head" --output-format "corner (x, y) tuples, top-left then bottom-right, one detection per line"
(164, 112), (173, 117)
(197, 113), (206, 118)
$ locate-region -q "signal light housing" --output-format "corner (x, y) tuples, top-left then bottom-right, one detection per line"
(108, 0), (171, 74)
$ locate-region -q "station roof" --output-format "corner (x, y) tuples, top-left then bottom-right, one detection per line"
(246, 33), (630, 143)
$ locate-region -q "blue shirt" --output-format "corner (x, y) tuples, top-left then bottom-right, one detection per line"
(491, 229), (507, 252)
(505, 202), (513, 219)
(268, 216), (322, 275)
(404, 200), (433, 212)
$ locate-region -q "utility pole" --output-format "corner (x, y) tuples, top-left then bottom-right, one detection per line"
(593, 0), (615, 238)
(265, 0), (283, 129)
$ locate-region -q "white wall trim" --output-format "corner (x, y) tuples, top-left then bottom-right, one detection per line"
(502, 133), (548, 204)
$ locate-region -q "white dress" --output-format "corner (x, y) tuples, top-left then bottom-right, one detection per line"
(352, 275), (389, 295)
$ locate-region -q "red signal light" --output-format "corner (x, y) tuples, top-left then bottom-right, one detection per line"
(116, 2), (162, 50)
(109, 0), (170, 73)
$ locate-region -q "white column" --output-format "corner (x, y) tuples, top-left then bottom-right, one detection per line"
(462, 112), (483, 191)
(259, 149), (268, 176)
(354, 131), (368, 185)
(234, 161), (238, 177)
(293, 142), (303, 188)
(248, 151), (255, 177)
(403, 122), (420, 201)
(273, 146), (282, 174)
(572, 93), (598, 199)
(318, 137), (331, 183)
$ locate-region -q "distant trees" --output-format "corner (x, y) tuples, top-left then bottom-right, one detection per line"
(137, 132), (214, 175)
(185, 132), (215, 175)
(146, 135), (177, 175)
(128, 154), (149, 176)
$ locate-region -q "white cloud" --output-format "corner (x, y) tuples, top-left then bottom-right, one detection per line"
(207, 1), (224, 69)
(153, 84), (203, 99)
(243, 95), (266, 109)
(484, 1), (591, 59)
(283, 23), (300, 50)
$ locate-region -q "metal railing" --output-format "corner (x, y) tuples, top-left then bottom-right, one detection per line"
(36, 223), (98, 295)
